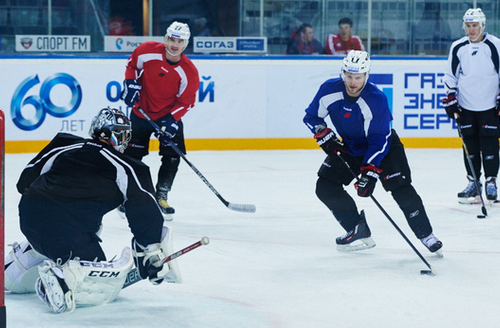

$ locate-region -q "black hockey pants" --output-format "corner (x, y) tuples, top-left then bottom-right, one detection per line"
(315, 130), (433, 239)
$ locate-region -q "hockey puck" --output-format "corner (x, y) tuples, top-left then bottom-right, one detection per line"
(477, 214), (486, 219)
(420, 270), (434, 275)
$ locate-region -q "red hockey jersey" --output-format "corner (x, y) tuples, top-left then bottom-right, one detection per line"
(124, 41), (200, 121)
(324, 34), (364, 55)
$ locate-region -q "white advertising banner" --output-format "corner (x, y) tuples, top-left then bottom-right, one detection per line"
(15, 35), (91, 52)
(193, 37), (267, 53)
(0, 57), (452, 142)
(104, 36), (164, 52)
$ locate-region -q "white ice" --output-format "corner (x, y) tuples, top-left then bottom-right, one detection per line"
(4, 148), (500, 327)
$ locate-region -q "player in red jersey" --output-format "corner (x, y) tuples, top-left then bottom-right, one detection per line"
(324, 17), (365, 55)
(120, 21), (200, 220)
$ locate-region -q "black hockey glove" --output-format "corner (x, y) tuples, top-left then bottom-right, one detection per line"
(314, 125), (346, 156)
(120, 79), (141, 107)
(442, 92), (460, 120)
(496, 93), (500, 116)
(355, 164), (382, 197)
(156, 114), (179, 145)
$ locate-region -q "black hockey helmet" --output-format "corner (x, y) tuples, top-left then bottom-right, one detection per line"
(89, 107), (131, 152)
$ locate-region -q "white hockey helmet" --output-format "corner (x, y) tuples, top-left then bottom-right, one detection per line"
(341, 50), (371, 80)
(89, 107), (131, 153)
(165, 21), (191, 50)
(463, 8), (486, 39)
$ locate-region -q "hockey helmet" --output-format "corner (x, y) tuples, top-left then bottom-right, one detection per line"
(341, 50), (371, 81)
(89, 108), (131, 153)
(463, 8), (486, 39)
(165, 21), (191, 50)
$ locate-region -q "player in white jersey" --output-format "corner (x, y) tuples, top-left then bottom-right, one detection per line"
(442, 8), (500, 204)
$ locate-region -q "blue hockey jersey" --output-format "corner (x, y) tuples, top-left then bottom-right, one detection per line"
(304, 78), (393, 166)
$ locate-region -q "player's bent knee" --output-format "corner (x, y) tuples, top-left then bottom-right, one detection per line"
(5, 241), (47, 293)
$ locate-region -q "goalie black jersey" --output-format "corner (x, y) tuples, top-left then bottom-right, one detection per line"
(17, 132), (164, 246)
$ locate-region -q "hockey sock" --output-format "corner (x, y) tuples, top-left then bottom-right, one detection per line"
(390, 185), (433, 239)
(463, 136), (481, 178)
(316, 177), (360, 231)
(480, 136), (500, 178)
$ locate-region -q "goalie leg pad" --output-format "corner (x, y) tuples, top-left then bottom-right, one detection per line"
(63, 247), (134, 307)
(5, 241), (47, 293)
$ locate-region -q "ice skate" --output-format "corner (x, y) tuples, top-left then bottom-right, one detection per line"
(36, 260), (75, 313)
(156, 187), (175, 221)
(336, 210), (376, 252)
(457, 175), (482, 205)
(485, 177), (498, 203)
(420, 233), (443, 257)
(116, 204), (126, 219)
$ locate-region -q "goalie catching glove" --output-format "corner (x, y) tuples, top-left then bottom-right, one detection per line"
(355, 164), (382, 197)
(132, 226), (182, 285)
(314, 125), (346, 155)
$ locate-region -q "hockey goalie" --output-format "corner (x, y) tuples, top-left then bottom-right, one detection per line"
(5, 107), (181, 313)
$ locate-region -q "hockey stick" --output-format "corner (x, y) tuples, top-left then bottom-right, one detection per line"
(336, 152), (436, 275)
(123, 236), (210, 288)
(454, 114), (488, 218)
(136, 107), (256, 213)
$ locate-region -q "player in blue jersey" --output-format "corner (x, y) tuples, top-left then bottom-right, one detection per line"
(303, 50), (443, 253)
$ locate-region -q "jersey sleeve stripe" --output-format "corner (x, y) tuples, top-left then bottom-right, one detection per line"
(137, 53), (163, 70)
(174, 66), (189, 96)
(100, 148), (158, 204)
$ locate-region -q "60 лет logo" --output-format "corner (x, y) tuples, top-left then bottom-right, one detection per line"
(11, 73), (82, 131)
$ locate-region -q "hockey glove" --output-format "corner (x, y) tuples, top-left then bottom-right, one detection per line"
(314, 125), (346, 156)
(156, 114), (179, 145)
(355, 164), (382, 197)
(120, 79), (141, 107)
(132, 238), (170, 285)
(442, 92), (460, 120)
(496, 93), (500, 116)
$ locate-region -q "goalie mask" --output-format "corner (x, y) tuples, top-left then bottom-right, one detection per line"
(463, 8), (486, 41)
(165, 21), (191, 55)
(89, 108), (131, 153)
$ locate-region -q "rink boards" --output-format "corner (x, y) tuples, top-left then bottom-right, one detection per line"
(0, 56), (461, 153)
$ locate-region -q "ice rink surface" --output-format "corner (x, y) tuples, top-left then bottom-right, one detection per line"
(4, 148), (500, 327)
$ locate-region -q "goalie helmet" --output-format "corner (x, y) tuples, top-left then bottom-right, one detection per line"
(463, 8), (486, 39)
(341, 50), (371, 81)
(89, 108), (131, 153)
(165, 21), (191, 50)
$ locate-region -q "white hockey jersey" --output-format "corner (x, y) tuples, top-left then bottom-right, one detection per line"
(442, 33), (500, 111)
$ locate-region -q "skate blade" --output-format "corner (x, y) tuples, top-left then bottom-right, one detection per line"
(432, 249), (444, 258)
(162, 213), (174, 221)
(336, 237), (376, 252)
(458, 196), (481, 205)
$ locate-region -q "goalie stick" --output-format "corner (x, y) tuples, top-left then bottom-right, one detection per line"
(123, 236), (210, 288)
(137, 107), (256, 213)
(336, 152), (437, 276)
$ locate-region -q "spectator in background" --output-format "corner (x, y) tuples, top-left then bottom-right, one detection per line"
(286, 23), (323, 55)
(193, 17), (212, 37)
(325, 17), (364, 55)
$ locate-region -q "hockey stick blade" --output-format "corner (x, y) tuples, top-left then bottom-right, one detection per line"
(228, 203), (256, 213)
(123, 237), (210, 289)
